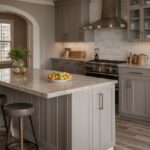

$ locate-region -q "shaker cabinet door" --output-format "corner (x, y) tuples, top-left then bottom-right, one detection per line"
(119, 76), (133, 114)
(63, 61), (72, 73)
(55, 4), (69, 42)
(93, 85), (115, 150)
(71, 61), (84, 75)
(119, 75), (149, 118)
(55, 1), (93, 42)
(131, 78), (148, 117)
(51, 60), (65, 71)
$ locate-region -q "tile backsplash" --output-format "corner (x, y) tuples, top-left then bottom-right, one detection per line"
(62, 0), (150, 63)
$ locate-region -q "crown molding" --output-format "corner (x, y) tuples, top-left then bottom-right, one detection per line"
(15, 0), (54, 5)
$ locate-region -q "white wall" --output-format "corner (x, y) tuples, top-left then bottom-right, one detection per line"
(0, 0), (63, 68)
(2, 0), (150, 67)
(63, 0), (150, 63)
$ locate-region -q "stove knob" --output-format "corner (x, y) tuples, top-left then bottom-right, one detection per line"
(96, 65), (99, 71)
(99, 66), (101, 72)
(109, 67), (112, 73)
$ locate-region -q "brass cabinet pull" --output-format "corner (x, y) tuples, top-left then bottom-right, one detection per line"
(99, 93), (103, 110)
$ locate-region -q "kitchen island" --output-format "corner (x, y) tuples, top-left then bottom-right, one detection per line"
(0, 68), (116, 150)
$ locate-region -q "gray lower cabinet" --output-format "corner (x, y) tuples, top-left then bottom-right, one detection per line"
(51, 59), (65, 71)
(51, 58), (84, 75)
(93, 85), (115, 150)
(119, 67), (150, 120)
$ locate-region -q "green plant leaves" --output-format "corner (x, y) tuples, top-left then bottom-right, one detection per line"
(9, 48), (29, 61)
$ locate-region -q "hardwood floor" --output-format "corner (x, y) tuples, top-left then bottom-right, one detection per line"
(0, 116), (150, 150)
(115, 116), (150, 150)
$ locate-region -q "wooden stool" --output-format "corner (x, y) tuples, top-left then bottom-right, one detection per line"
(0, 94), (8, 136)
(4, 103), (38, 150)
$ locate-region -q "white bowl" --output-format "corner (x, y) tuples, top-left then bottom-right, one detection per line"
(48, 79), (72, 83)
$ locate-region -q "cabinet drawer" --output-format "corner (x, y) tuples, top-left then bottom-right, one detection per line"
(119, 67), (150, 77)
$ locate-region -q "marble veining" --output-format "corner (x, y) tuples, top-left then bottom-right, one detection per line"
(0, 68), (116, 98)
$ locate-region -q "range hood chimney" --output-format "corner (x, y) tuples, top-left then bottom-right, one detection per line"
(84, 0), (127, 30)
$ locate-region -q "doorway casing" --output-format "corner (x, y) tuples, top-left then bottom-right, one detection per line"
(0, 4), (40, 68)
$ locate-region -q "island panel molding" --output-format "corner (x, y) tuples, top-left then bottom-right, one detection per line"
(0, 84), (115, 150)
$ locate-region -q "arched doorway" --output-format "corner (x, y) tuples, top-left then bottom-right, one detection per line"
(0, 4), (40, 68)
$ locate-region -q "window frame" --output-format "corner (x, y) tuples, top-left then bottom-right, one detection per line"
(0, 19), (14, 63)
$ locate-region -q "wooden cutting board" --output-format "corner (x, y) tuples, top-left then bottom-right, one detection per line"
(69, 51), (86, 59)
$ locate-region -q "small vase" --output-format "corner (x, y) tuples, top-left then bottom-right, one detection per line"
(13, 60), (25, 74)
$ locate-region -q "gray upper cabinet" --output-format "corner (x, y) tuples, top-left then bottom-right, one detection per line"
(128, 0), (150, 41)
(55, 0), (94, 42)
(119, 67), (150, 120)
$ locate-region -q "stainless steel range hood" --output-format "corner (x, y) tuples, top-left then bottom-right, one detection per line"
(84, 0), (127, 30)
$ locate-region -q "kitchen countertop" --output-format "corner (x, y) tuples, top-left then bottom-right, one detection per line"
(0, 68), (116, 98)
(118, 63), (150, 70)
(51, 57), (90, 62)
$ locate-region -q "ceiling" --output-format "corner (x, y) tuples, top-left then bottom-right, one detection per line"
(15, 0), (54, 5)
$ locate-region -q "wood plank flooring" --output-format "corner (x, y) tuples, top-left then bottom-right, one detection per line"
(0, 116), (150, 150)
(115, 116), (150, 150)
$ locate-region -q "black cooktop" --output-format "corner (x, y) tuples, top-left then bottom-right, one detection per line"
(88, 59), (126, 64)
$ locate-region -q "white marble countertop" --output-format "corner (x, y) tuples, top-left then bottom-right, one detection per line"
(0, 68), (116, 98)
(118, 63), (150, 70)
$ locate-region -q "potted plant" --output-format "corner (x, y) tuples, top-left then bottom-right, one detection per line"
(9, 48), (29, 73)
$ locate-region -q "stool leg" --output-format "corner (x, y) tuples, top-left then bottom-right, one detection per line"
(19, 117), (24, 150)
(29, 116), (38, 149)
(6, 117), (12, 149)
(1, 105), (8, 133)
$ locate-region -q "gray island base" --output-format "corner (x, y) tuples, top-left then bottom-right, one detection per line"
(0, 69), (116, 150)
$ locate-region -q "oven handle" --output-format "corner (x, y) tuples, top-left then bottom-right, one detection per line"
(84, 71), (118, 77)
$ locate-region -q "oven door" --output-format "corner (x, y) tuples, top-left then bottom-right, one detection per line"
(85, 71), (118, 80)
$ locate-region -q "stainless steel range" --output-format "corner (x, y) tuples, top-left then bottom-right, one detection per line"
(84, 59), (126, 112)
(84, 59), (126, 80)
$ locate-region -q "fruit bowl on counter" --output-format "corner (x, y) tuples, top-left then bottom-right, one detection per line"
(47, 72), (73, 83)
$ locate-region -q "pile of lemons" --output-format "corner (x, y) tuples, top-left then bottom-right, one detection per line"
(48, 72), (72, 80)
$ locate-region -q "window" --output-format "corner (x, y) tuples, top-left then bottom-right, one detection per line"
(0, 20), (13, 61)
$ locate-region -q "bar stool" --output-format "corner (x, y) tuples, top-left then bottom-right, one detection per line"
(0, 94), (8, 136)
(4, 103), (39, 150)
